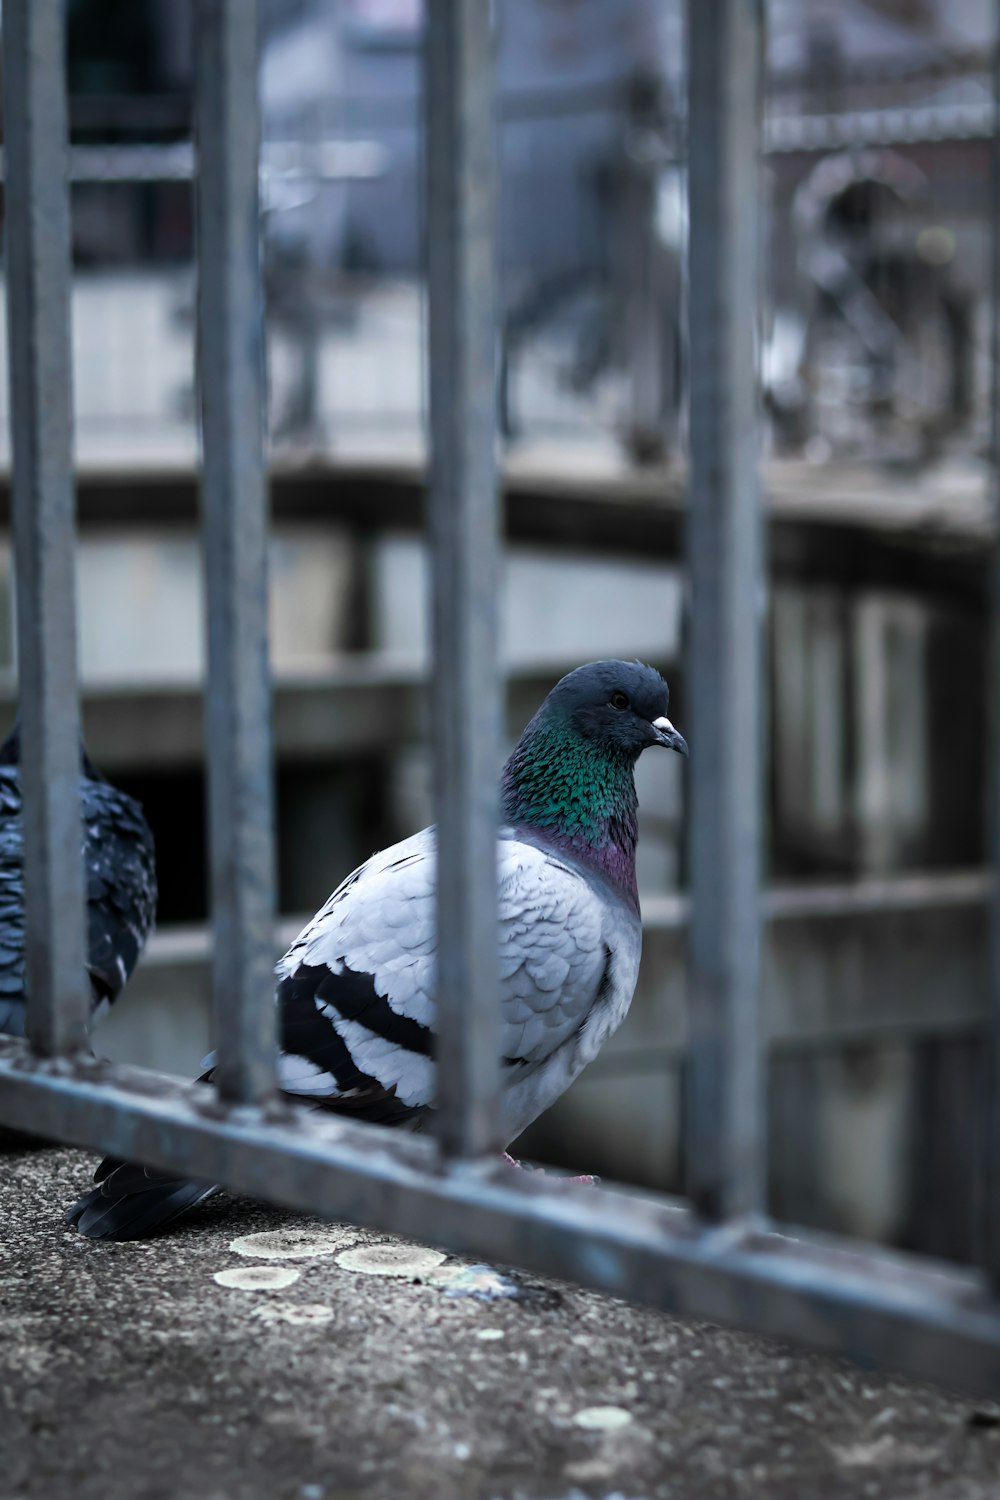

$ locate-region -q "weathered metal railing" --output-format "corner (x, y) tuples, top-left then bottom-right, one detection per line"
(2, 0), (1000, 1398)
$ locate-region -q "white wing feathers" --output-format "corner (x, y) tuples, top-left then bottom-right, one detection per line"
(275, 826), (625, 1117)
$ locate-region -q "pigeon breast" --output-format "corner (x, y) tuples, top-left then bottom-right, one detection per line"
(274, 825), (642, 1143)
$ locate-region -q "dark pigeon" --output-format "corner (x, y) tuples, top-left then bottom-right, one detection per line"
(0, 720), (157, 1042)
(67, 661), (686, 1241)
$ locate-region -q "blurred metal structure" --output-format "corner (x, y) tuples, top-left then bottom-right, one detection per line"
(0, 140), (387, 184)
(3, 0), (1000, 1401)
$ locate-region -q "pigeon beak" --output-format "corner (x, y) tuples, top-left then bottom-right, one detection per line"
(651, 715), (689, 757)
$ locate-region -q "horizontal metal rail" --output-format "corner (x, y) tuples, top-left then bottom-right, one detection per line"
(766, 99), (997, 151)
(0, 108), (990, 188)
(0, 140), (387, 184)
(1, 1036), (999, 1396)
(0, 461), (991, 570)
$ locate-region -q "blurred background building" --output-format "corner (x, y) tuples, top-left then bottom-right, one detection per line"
(0, 0), (995, 1263)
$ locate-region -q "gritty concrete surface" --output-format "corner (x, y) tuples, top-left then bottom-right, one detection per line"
(1, 1147), (999, 1500)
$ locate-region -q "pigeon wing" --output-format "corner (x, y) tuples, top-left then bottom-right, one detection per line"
(81, 778), (157, 1004)
(274, 827), (612, 1111)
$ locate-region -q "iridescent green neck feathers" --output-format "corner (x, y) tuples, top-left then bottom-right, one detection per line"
(500, 720), (640, 910)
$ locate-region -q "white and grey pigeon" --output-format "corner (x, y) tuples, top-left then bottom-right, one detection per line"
(0, 719), (157, 1042)
(67, 660), (687, 1240)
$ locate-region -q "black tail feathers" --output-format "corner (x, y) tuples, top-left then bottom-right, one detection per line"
(66, 1157), (220, 1241)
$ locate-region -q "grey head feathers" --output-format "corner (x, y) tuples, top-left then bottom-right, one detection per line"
(518, 659), (681, 760)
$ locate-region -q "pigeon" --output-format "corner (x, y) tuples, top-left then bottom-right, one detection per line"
(66, 660), (687, 1241)
(0, 719), (158, 1042)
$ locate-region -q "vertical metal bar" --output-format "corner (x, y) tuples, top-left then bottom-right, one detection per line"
(2, 0), (89, 1055)
(424, 0), (501, 1157)
(684, 0), (765, 1221)
(987, 0), (1000, 1284)
(195, 0), (276, 1104)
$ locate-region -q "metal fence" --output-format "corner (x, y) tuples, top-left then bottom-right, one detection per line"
(1, 0), (1000, 1398)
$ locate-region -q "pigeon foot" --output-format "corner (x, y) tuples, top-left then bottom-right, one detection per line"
(502, 1151), (599, 1186)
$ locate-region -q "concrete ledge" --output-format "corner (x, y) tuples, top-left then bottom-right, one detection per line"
(1, 1145), (998, 1500)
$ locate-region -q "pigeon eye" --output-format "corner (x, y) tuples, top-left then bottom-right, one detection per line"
(609, 691), (630, 711)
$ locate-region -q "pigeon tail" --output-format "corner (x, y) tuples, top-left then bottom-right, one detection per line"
(65, 1160), (220, 1241)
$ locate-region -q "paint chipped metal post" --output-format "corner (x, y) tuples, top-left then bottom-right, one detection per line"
(684, 0), (766, 1222)
(195, 0), (277, 1105)
(1, 0), (89, 1056)
(424, 0), (503, 1158)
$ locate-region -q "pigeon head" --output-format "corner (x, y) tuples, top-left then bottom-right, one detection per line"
(500, 660), (686, 911)
(537, 659), (688, 761)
